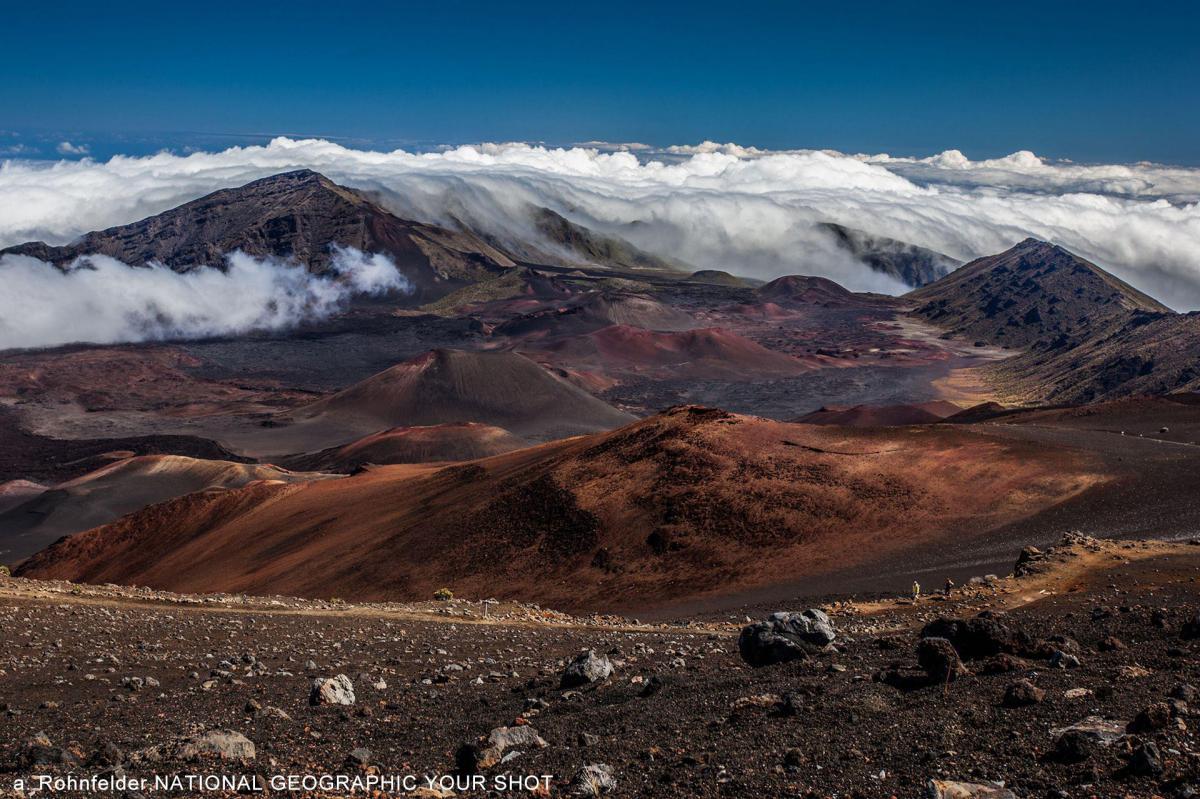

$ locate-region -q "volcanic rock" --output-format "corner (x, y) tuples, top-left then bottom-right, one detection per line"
(738, 609), (836, 667)
(926, 780), (1017, 799)
(1002, 679), (1045, 707)
(561, 650), (613, 688)
(920, 614), (1021, 660)
(310, 674), (356, 706)
(917, 637), (970, 682)
(458, 724), (548, 771)
(569, 763), (617, 796)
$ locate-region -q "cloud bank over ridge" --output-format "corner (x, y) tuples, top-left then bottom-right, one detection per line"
(0, 246), (408, 350)
(2, 137), (1200, 310)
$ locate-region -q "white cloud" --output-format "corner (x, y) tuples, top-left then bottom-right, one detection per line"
(0, 143), (37, 158)
(864, 149), (1200, 203)
(55, 141), (90, 156)
(0, 246), (409, 350)
(1, 138), (1199, 308)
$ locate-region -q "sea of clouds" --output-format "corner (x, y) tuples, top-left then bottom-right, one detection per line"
(1, 137), (1199, 350)
(0, 246), (408, 350)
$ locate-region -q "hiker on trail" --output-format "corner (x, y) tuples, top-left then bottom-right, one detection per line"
(912, 581), (921, 601)
(944, 578), (955, 596)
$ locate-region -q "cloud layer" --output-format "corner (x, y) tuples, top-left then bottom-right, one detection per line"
(2, 138), (1200, 309)
(0, 246), (408, 350)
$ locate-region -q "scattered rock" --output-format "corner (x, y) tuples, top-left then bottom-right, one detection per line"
(569, 763), (617, 796)
(1181, 612), (1200, 639)
(927, 779), (1017, 798)
(135, 730), (256, 764)
(1172, 683), (1197, 702)
(638, 676), (664, 698)
(1013, 546), (1046, 577)
(1049, 650), (1081, 669)
(346, 747), (372, 768)
(560, 650), (613, 688)
(1128, 703), (1172, 732)
(1119, 664), (1153, 679)
(1054, 729), (1101, 763)
(920, 614), (1019, 660)
(738, 609), (835, 667)
(458, 724), (548, 771)
(1051, 717), (1127, 761)
(310, 674), (356, 706)
(978, 653), (1028, 674)
(1128, 741), (1163, 776)
(1002, 679), (1045, 707)
(917, 637), (969, 682)
(20, 733), (80, 767)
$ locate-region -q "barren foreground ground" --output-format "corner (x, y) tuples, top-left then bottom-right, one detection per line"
(3, 536), (1200, 798)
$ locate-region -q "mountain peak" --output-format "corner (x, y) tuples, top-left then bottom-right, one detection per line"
(0, 170), (515, 300)
(907, 239), (1170, 348)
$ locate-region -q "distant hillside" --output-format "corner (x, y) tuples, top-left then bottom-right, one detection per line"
(281, 422), (528, 473)
(796, 400), (962, 427)
(494, 291), (696, 338)
(295, 348), (635, 442)
(2, 170), (515, 301)
(529, 207), (688, 273)
(819, 222), (960, 288)
(756, 275), (858, 307)
(991, 311), (1200, 404)
(907, 238), (1170, 349)
(17, 406), (1102, 611)
(420, 267), (576, 315)
(0, 455), (327, 562)
(538, 324), (815, 380)
(904, 238), (1200, 403)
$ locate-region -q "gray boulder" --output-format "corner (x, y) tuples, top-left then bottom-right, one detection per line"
(738, 609), (835, 667)
(310, 674), (356, 706)
(570, 763), (617, 796)
(457, 724), (548, 771)
(132, 730), (256, 764)
(561, 650), (614, 688)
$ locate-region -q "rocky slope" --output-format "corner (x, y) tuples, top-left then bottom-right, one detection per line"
(990, 311), (1200, 403)
(3, 535), (1199, 798)
(819, 222), (960, 288)
(1, 170), (516, 301)
(16, 406), (1103, 611)
(0, 455), (330, 562)
(280, 422), (528, 473)
(907, 238), (1170, 349)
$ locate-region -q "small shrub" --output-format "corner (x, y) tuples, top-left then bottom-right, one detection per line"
(433, 587), (454, 601)
(0, 564), (10, 578)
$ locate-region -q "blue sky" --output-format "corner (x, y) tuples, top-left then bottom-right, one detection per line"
(3, 0), (1198, 163)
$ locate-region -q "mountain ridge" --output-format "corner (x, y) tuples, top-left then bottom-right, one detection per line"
(2, 169), (517, 301)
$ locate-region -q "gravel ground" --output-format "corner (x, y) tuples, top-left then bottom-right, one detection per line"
(2, 537), (1199, 798)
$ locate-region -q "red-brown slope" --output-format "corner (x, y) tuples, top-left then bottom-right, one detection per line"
(1, 455), (330, 563)
(493, 291), (696, 339)
(795, 400), (962, 427)
(280, 422), (528, 472)
(535, 324), (815, 380)
(290, 348), (635, 444)
(19, 407), (1105, 612)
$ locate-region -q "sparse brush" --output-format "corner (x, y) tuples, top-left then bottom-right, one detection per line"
(0, 564), (10, 578)
(434, 587), (454, 601)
